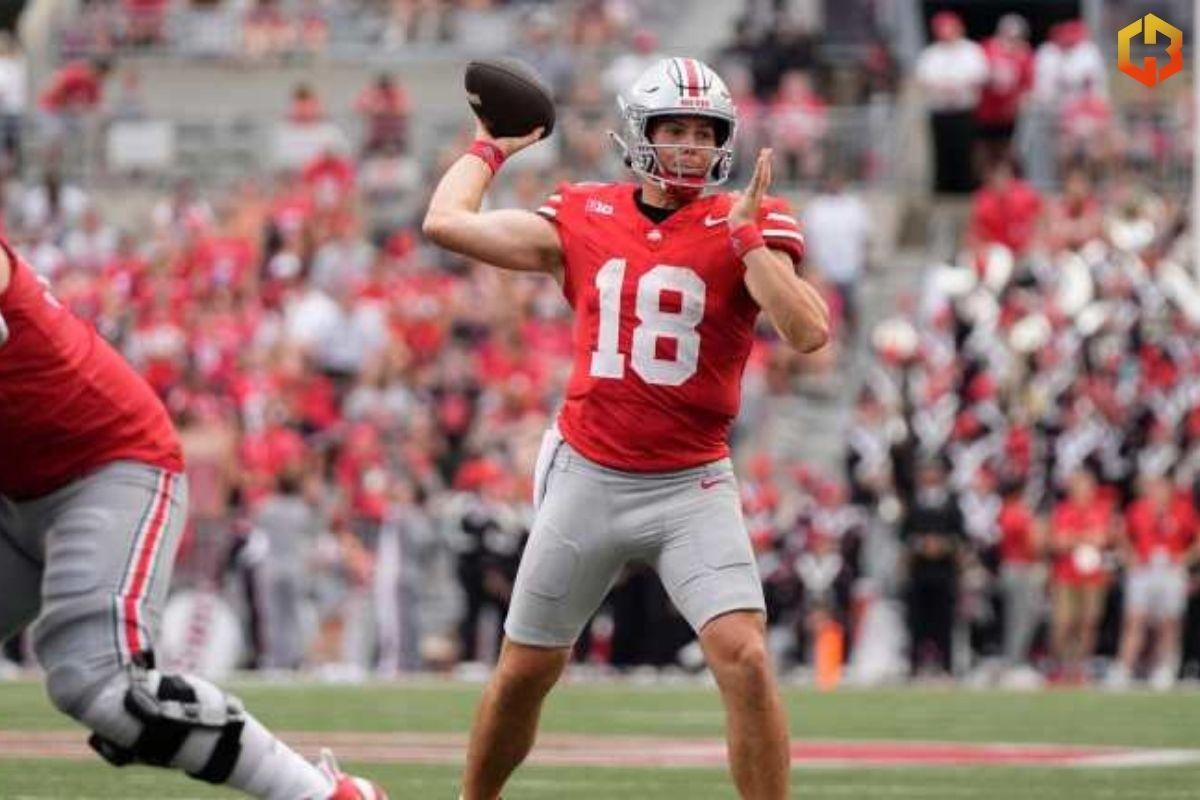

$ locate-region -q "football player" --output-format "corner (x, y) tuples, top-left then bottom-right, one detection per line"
(425, 58), (829, 799)
(0, 242), (386, 799)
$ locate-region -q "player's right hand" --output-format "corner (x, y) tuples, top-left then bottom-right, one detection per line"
(474, 119), (546, 158)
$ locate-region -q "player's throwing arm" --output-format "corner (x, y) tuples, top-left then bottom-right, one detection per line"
(423, 59), (563, 279)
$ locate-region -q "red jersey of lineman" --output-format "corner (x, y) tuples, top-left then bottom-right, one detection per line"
(537, 182), (804, 471)
(0, 244), (182, 499)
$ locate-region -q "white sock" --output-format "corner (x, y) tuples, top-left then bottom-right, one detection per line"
(79, 671), (333, 800)
(219, 714), (333, 800)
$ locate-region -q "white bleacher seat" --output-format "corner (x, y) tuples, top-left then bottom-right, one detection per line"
(106, 119), (177, 172)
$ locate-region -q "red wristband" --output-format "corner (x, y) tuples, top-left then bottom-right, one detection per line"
(729, 222), (765, 260)
(467, 139), (506, 175)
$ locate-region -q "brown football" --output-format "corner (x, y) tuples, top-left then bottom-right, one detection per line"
(464, 58), (556, 139)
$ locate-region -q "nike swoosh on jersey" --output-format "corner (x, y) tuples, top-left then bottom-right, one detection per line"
(703, 215), (728, 227)
(700, 477), (725, 489)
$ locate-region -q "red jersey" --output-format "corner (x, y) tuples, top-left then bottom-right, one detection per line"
(977, 38), (1033, 126)
(39, 61), (104, 112)
(969, 179), (1042, 255)
(1050, 498), (1112, 585)
(998, 498), (1038, 564)
(0, 244), (182, 499)
(1125, 496), (1198, 566)
(537, 183), (805, 471)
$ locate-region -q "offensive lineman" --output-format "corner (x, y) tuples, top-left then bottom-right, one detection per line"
(424, 58), (830, 799)
(0, 241), (385, 799)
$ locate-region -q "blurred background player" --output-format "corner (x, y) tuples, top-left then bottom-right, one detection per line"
(0, 241), (385, 799)
(424, 56), (829, 800)
(1110, 474), (1199, 689)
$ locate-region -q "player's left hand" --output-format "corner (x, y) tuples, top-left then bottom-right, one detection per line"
(728, 148), (772, 229)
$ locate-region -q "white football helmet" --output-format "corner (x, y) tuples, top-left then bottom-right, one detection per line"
(613, 57), (737, 189)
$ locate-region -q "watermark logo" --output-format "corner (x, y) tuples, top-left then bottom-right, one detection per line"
(1118, 13), (1184, 87)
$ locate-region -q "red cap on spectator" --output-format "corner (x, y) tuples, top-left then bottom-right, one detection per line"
(931, 11), (963, 39)
(1058, 20), (1087, 47)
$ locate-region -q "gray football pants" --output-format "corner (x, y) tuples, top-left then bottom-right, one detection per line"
(505, 429), (765, 648)
(0, 461), (185, 716)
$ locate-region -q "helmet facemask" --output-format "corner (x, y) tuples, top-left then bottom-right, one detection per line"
(614, 97), (737, 191)
(610, 58), (739, 193)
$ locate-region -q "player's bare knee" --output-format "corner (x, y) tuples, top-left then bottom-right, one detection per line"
(705, 625), (771, 685)
(496, 647), (567, 695)
(724, 637), (771, 682)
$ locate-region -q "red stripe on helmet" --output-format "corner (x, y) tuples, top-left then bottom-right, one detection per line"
(682, 58), (702, 98)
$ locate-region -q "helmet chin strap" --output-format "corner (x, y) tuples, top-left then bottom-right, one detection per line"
(660, 176), (704, 203)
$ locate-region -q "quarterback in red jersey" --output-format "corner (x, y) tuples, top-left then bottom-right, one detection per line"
(0, 244), (384, 799)
(426, 57), (829, 800)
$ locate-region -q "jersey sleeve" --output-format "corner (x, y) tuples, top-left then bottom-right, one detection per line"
(536, 182), (576, 301)
(536, 183), (569, 225)
(759, 196), (806, 267)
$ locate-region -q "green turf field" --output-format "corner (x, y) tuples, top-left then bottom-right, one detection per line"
(3, 678), (1200, 798)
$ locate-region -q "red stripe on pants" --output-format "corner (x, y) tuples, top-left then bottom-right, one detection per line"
(122, 473), (172, 656)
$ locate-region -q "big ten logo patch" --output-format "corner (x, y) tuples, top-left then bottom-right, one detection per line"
(1118, 14), (1184, 87)
(586, 197), (614, 216)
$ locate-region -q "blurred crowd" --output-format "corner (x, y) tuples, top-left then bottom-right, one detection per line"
(916, 11), (1193, 195)
(802, 172), (1196, 687)
(58, 0), (665, 60)
(0, 29), (843, 677)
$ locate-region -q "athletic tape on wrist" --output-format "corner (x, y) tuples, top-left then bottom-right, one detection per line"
(729, 222), (765, 261)
(467, 140), (506, 175)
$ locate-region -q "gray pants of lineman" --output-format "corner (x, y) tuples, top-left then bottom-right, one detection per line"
(0, 461), (185, 715)
(505, 430), (765, 648)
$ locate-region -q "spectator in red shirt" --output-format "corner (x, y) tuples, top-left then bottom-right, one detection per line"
(39, 57), (111, 114)
(238, 412), (308, 506)
(121, 0), (169, 47)
(1042, 167), (1102, 253)
(766, 70), (827, 184)
(996, 478), (1045, 672)
(357, 73), (410, 155)
(1111, 473), (1199, 688)
(244, 0), (295, 60)
(297, 0), (329, 55)
(967, 158), (1042, 256)
(976, 14), (1033, 172)
(302, 147), (356, 211)
(1058, 78), (1114, 170)
(1049, 468), (1114, 682)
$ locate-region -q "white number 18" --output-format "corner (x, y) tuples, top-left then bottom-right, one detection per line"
(588, 258), (706, 387)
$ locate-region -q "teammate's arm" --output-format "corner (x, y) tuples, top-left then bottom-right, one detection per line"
(423, 121), (563, 281)
(0, 241), (10, 294)
(732, 149), (830, 353)
(0, 242), (11, 345)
